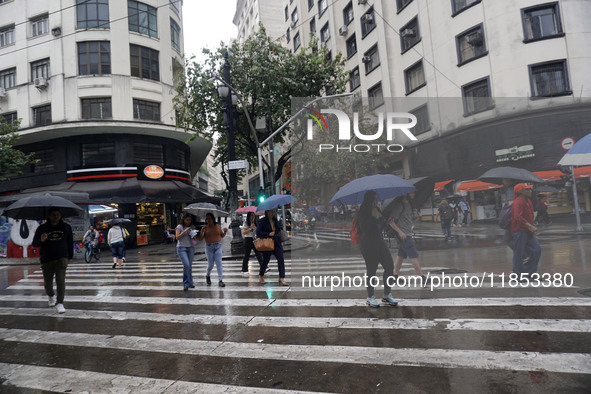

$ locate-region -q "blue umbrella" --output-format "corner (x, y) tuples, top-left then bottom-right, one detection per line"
(558, 133), (591, 166)
(256, 194), (297, 212)
(329, 174), (416, 205)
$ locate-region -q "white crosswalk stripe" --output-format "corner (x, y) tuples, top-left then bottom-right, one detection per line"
(0, 256), (590, 392)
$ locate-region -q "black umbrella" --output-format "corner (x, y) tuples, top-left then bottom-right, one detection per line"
(478, 166), (545, 184)
(407, 176), (435, 209)
(3, 194), (84, 220)
(104, 218), (133, 226)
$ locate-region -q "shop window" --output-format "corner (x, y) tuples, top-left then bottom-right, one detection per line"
(360, 8), (376, 38)
(346, 34), (357, 59)
(400, 17), (420, 53)
(33, 104), (51, 126)
(405, 60), (426, 94)
(82, 142), (115, 166)
(529, 59), (571, 98)
(133, 99), (160, 121)
(33, 149), (55, 173)
(31, 58), (50, 81)
(363, 44), (380, 75)
(452, 0), (481, 16)
(0, 67), (16, 89)
(368, 82), (384, 110)
(78, 41), (111, 75)
(81, 97), (112, 119)
(130, 44), (159, 81)
(409, 104), (430, 135)
(456, 24), (487, 65)
(128, 0), (158, 38)
(349, 67), (360, 91)
(522, 2), (563, 42)
(133, 142), (163, 165)
(76, 0), (109, 29)
(0, 25), (15, 47)
(462, 76), (493, 116)
(343, 2), (354, 25)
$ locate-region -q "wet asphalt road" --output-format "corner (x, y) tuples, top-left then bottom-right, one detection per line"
(0, 226), (590, 393)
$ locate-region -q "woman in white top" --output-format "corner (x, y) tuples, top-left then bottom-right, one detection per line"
(241, 212), (263, 275)
(107, 224), (126, 269)
(175, 214), (198, 291)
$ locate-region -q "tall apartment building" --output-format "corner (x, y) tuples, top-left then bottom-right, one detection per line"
(248, 0), (591, 214)
(0, 0), (213, 246)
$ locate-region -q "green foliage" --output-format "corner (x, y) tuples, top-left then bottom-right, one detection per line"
(0, 118), (37, 181)
(174, 26), (348, 188)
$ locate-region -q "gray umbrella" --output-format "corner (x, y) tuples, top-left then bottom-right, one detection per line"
(478, 166), (546, 184)
(183, 202), (229, 217)
(3, 194), (84, 220)
(104, 218), (133, 226)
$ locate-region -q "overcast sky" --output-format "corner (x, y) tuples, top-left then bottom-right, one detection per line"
(182, 1), (238, 61)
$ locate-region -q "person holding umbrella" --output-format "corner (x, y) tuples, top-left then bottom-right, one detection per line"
(256, 208), (289, 286)
(107, 222), (127, 269)
(32, 208), (73, 314)
(199, 212), (227, 287)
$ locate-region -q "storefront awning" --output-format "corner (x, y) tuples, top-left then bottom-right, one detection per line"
(21, 179), (213, 204)
(434, 180), (454, 191)
(456, 180), (503, 193)
(533, 166), (591, 181)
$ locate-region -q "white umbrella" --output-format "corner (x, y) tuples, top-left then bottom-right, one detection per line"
(557, 133), (591, 166)
(183, 203), (229, 217)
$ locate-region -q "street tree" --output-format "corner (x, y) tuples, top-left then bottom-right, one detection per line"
(0, 117), (37, 181)
(174, 27), (348, 204)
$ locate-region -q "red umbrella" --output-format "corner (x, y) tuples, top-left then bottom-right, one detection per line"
(235, 206), (258, 213)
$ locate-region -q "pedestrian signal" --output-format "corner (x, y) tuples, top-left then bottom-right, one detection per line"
(257, 188), (266, 203)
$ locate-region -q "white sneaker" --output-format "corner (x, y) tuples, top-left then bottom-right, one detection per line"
(48, 295), (56, 307)
(366, 296), (380, 308)
(55, 303), (66, 314)
(241, 271), (249, 276)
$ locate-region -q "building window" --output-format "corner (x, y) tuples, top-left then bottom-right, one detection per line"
(291, 8), (298, 25)
(396, 0), (413, 13)
(78, 41), (111, 75)
(320, 22), (330, 43)
(76, 0), (109, 29)
(0, 112), (18, 125)
(81, 97), (112, 119)
(0, 67), (16, 89)
(522, 2), (563, 42)
(170, 18), (180, 51)
(33, 104), (52, 126)
(343, 2), (354, 25)
(286, 28), (291, 43)
(130, 44), (159, 81)
(128, 0), (158, 38)
(360, 8), (376, 38)
(284, 6), (288, 21)
(309, 18), (316, 34)
(462, 77), (493, 116)
(529, 59), (571, 98)
(133, 142), (164, 165)
(133, 99), (160, 122)
(293, 33), (301, 51)
(452, 0), (481, 16)
(456, 24), (487, 65)
(368, 83), (384, 110)
(169, 0), (181, 16)
(349, 67), (360, 91)
(33, 149), (55, 173)
(30, 58), (50, 81)
(400, 17), (420, 53)
(409, 104), (430, 135)
(346, 34), (357, 59)
(30, 15), (49, 37)
(82, 142), (115, 166)
(176, 148), (187, 169)
(404, 61), (426, 94)
(308, 0), (314, 11)
(318, 0), (328, 16)
(0, 25), (15, 47)
(362, 44), (380, 74)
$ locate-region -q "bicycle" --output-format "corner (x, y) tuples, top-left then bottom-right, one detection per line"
(84, 241), (101, 263)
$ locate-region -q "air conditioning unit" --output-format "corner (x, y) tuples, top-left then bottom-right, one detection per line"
(362, 55), (371, 63)
(466, 32), (483, 45)
(401, 28), (415, 37)
(0, 87), (6, 98)
(339, 25), (348, 36)
(358, 0), (368, 4)
(34, 77), (48, 88)
(51, 27), (61, 36)
(360, 14), (373, 24)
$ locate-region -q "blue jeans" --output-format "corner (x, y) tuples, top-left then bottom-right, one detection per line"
(441, 219), (452, 237)
(206, 242), (223, 280)
(110, 241), (125, 259)
(512, 231), (541, 276)
(177, 246), (195, 288)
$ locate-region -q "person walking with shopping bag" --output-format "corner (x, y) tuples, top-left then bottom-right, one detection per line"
(256, 209), (288, 286)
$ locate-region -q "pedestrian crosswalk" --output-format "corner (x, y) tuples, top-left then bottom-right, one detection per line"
(0, 255), (590, 392)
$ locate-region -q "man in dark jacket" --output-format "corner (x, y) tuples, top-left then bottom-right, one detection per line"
(32, 207), (73, 313)
(510, 184), (541, 281)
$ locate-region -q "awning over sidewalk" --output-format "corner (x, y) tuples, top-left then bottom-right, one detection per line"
(534, 166), (591, 182)
(456, 180), (503, 192)
(434, 180), (454, 191)
(21, 178), (213, 204)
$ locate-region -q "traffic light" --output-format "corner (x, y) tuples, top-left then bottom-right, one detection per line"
(257, 187), (266, 204)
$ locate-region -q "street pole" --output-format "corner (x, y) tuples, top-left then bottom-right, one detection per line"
(570, 166), (584, 231)
(222, 51), (238, 214)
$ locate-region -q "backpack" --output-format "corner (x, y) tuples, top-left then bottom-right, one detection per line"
(498, 203), (512, 229)
(350, 216), (360, 244)
(440, 205), (453, 220)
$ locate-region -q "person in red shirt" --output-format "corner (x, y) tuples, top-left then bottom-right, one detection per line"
(510, 184), (541, 280)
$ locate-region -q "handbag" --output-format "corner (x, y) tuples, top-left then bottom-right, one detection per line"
(279, 229), (289, 243)
(255, 237), (274, 252)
